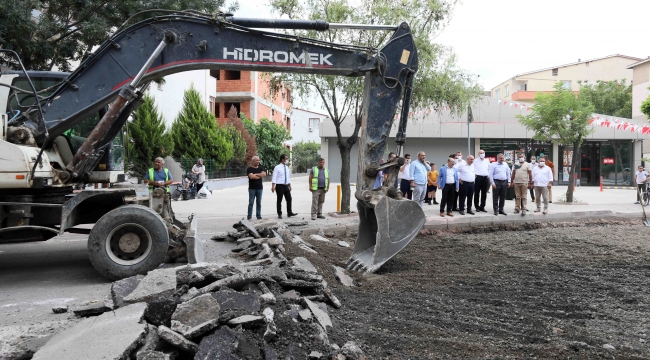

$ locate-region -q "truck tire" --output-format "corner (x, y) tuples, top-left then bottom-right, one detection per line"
(87, 205), (168, 280)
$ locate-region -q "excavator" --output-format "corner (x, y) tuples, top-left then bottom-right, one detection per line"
(0, 10), (426, 279)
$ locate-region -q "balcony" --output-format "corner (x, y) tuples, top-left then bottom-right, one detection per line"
(511, 90), (579, 102)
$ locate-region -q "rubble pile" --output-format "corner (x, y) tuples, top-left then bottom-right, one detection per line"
(36, 219), (365, 360)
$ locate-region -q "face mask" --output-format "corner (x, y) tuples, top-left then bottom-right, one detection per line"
(518, 158), (525, 163)
(454, 158), (459, 164)
(539, 161), (545, 167)
(531, 159), (536, 163)
(479, 153), (485, 159)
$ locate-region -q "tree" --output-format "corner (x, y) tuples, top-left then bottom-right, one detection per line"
(223, 125), (246, 164)
(292, 141), (321, 173)
(225, 105), (256, 166)
(269, 0), (483, 213)
(242, 116), (291, 172)
(170, 85), (233, 168)
(124, 93), (173, 179)
(641, 89), (650, 118)
(579, 79), (632, 118)
(517, 82), (595, 202)
(0, 0), (238, 71)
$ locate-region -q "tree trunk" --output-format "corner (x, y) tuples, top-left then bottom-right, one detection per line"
(566, 136), (582, 202)
(338, 145), (352, 214)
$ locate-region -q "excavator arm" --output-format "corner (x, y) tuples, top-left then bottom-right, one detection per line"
(7, 12), (423, 273)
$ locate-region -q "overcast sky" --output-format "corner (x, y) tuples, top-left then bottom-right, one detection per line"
(234, 0), (649, 97)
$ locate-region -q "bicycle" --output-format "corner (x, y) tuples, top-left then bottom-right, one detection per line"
(640, 182), (650, 206)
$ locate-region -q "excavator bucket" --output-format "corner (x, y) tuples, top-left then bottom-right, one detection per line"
(347, 195), (426, 273)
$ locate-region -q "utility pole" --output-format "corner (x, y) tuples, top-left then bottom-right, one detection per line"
(467, 105), (474, 156)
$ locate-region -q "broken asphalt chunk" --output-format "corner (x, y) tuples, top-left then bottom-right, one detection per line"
(227, 315), (265, 328)
(302, 298), (332, 331)
(211, 288), (260, 313)
(239, 218), (261, 238)
(73, 302), (112, 317)
(124, 268), (177, 304)
(332, 266), (354, 287)
(32, 303), (148, 360)
(170, 293), (220, 334)
(157, 325), (199, 354)
(111, 274), (144, 308)
(51, 305), (68, 314)
(309, 235), (330, 243)
(292, 257), (318, 273)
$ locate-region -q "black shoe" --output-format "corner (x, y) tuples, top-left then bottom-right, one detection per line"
(467, 210), (475, 215)
(317, 214), (326, 219)
(459, 210), (465, 215)
(499, 211), (507, 216)
(257, 217), (263, 220)
(480, 208), (488, 212)
(452, 208), (459, 212)
(494, 212), (498, 216)
(288, 212), (298, 217)
(278, 214), (283, 219)
(433, 200), (439, 204)
(247, 216), (252, 220)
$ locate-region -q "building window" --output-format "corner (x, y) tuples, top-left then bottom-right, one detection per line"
(552, 68), (558, 76)
(495, 89), (500, 99)
(223, 70), (241, 80)
(308, 118), (319, 132)
(286, 117), (291, 131)
(224, 102), (240, 117)
(209, 96), (216, 116)
(518, 83), (527, 91)
(210, 70), (220, 80)
(505, 85), (509, 97)
(562, 81), (571, 89)
(271, 109), (275, 116)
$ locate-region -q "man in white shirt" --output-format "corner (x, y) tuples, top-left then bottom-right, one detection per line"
(532, 158), (553, 214)
(272, 154), (298, 219)
(399, 154), (413, 199)
(634, 165), (649, 205)
(451, 152), (464, 211)
(457, 155), (476, 215)
(473, 149), (490, 212)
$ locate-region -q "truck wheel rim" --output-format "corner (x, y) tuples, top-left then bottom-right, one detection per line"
(105, 223), (152, 265)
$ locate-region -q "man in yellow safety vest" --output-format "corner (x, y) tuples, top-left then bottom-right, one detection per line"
(144, 157), (173, 192)
(308, 158), (329, 220)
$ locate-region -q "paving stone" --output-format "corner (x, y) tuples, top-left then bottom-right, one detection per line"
(171, 293), (220, 334)
(124, 268), (177, 304)
(302, 299), (332, 331)
(292, 257), (318, 273)
(195, 326), (239, 360)
(332, 266), (354, 287)
(211, 288), (261, 313)
(309, 234), (330, 243)
(51, 305), (68, 314)
(337, 241), (350, 248)
(144, 297), (178, 327)
(32, 303), (148, 360)
(239, 218), (262, 238)
(227, 315), (265, 328)
(157, 325), (198, 354)
(111, 274), (145, 308)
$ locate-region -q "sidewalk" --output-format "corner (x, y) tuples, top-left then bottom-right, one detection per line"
(172, 182), (646, 234)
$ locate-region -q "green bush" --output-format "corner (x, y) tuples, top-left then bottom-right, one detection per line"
(242, 115), (291, 172)
(292, 141), (321, 173)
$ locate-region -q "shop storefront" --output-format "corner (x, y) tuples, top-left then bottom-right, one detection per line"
(558, 141), (633, 186)
(481, 139), (554, 166)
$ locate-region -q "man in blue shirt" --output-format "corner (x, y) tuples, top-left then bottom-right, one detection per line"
(410, 151), (431, 207)
(488, 153), (511, 216)
(143, 157), (173, 192)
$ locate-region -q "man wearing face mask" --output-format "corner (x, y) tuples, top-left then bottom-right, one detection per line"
(529, 155), (537, 203)
(510, 152), (533, 215)
(400, 154), (413, 199)
(451, 152), (464, 211)
(488, 153), (511, 216)
(532, 158), (553, 214)
(473, 149), (490, 212)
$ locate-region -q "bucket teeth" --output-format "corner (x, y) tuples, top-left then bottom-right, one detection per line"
(347, 259), (359, 270)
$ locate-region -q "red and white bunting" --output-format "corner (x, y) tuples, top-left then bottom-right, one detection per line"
(588, 116), (650, 136)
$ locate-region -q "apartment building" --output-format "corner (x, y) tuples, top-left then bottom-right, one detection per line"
(149, 69), (292, 129)
(628, 57), (650, 123)
(208, 70), (292, 128)
(491, 54), (643, 104)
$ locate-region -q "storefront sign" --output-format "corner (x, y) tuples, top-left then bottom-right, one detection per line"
(602, 158), (614, 165)
(486, 156), (496, 162)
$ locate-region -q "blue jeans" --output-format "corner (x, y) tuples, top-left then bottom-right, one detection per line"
(248, 189), (263, 218)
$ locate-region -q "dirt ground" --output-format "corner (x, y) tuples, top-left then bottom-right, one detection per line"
(286, 219), (650, 359)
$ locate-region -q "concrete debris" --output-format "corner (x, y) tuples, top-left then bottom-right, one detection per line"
(279, 290), (301, 301)
(195, 327), (240, 359)
(139, 324), (164, 353)
(308, 351), (323, 359)
(292, 257), (318, 273)
(285, 220), (309, 226)
(176, 270), (205, 287)
(136, 350), (173, 360)
(285, 270), (323, 282)
(144, 297), (178, 327)
(299, 244), (318, 253)
(239, 218), (262, 238)
(227, 315), (265, 328)
(73, 301), (112, 317)
(284, 304), (302, 320)
(256, 243), (272, 260)
(267, 237), (284, 246)
(181, 319), (220, 339)
(171, 293), (220, 334)
(52, 305), (68, 314)
(124, 268), (177, 304)
(311, 323), (329, 346)
(157, 325), (199, 354)
(304, 295), (327, 302)
(262, 308), (278, 341)
(333, 266), (354, 287)
(337, 241), (350, 248)
(603, 344), (616, 351)
(302, 299), (332, 331)
(199, 268), (274, 294)
(260, 293), (276, 304)
(237, 236), (255, 243)
(32, 303), (148, 360)
(111, 274), (145, 307)
(210, 232), (229, 241)
(309, 235), (330, 243)
(322, 286), (342, 309)
(298, 309), (312, 321)
(212, 287), (261, 313)
(180, 287), (199, 302)
(280, 279), (324, 289)
(341, 341), (366, 360)
(231, 230), (248, 239)
(232, 240), (252, 252)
